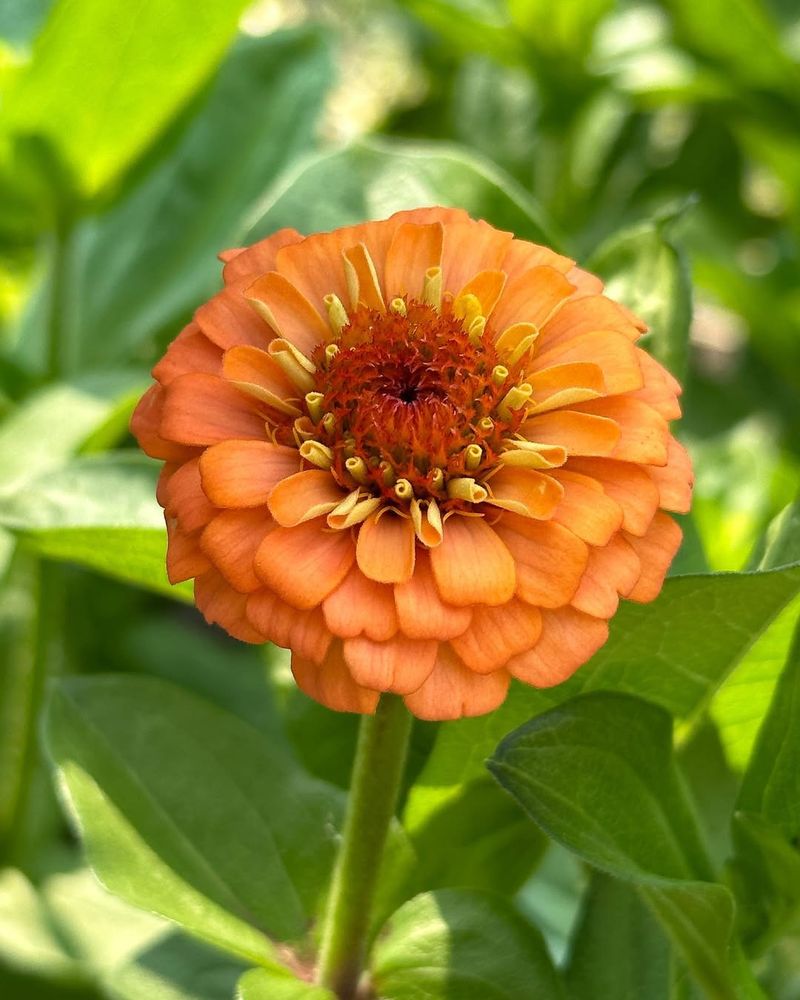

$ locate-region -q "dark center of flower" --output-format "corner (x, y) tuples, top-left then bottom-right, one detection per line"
(308, 299), (528, 505)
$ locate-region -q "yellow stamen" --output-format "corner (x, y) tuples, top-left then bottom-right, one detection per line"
(429, 468), (445, 491)
(299, 440), (334, 469)
(467, 315), (486, 346)
(304, 391), (324, 422)
(324, 293), (349, 336)
(324, 343), (339, 367)
(293, 416), (316, 444)
(395, 478), (414, 501)
(229, 381), (300, 417)
(498, 440), (567, 469)
(328, 493), (382, 530)
(495, 322), (539, 366)
(454, 292), (482, 326)
(496, 382), (533, 421)
(422, 267), (442, 311)
(379, 461), (396, 487)
(447, 477), (489, 503)
(268, 339), (316, 392)
(492, 365), (509, 386)
(345, 456), (369, 485)
(390, 297), (407, 316)
(321, 412), (336, 435)
(410, 498), (443, 547)
(477, 416), (494, 433)
(464, 443), (483, 471)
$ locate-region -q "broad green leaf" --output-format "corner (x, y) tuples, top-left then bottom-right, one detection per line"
(588, 205), (693, 377)
(237, 969), (335, 1000)
(728, 617), (800, 950)
(397, 0), (523, 64)
(405, 564), (800, 839)
(516, 844), (584, 962)
(104, 932), (247, 1000)
(371, 889), (566, 999)
(0, 374), (145, 497)
(247, 137), (554, 247)
(712, 499), (800, 769)
(45, 675), (344, 965)
(565, 873), (671, 1000)
(4, 0), (251, 199)
(72, 27), (332, 366)
(488, 693), (739, 999)
(0, 452), (190, 601)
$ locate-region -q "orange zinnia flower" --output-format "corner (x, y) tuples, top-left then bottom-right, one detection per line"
(131, 208), (692, 720)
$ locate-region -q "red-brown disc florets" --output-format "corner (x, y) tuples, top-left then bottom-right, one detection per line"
(311, 299), (525, 504)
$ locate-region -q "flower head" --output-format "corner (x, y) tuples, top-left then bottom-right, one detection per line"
(132, 208), (692, 720)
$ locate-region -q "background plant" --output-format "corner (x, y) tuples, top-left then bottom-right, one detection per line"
(0, 0), (799, 997)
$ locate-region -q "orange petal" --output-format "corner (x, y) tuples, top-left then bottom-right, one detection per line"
(222, 228), (303, 284)
(490, 266), (574, 333)
(540, 295), (640, 346)
(493, 515), (588, 607)
(532, 330), (643, 395)
(199, 440), (299, 508)
(624, 513), (683, 602)
(455, 269), (507, 319)
(451, 599), (542, 673)
(648, 437), (693, 513)
(527, 362), (606, 413)
(567, 457), (659, 536)
(161, 374), (267, 445)
(323, 566), (398, 641)
(357, 510), (416, 584)
(152, 323), (222, 385)
(549, 469), (624, 546)
(430, 515), (515, 607)
(485, 466), (564, 519)
(343, 635), (438, 694)
(500, 239), (574, 282)
(441, 221), (513, 294)
(566, 266), (604, 298)
(200, 508), (273, 593)
(222, 345), (301, 415)
(522, 410), (620, 457)
(195, 284), (269, 351)
(255, 519), (355, 609)
(575, 397), (668, 466)
(292, 642), (380, 713)
(629, 349), (682, 420)
(130, 385), (198, 462)
(384, 223), (444, 300)
(194, 568), (265, 644)
(571, 534), (641, 618)
(508, 606), (609, 687)
(394, 550), (472, 640)
(268, 470), (346, 527)
(403, 645), (509, 721)
(344, 243), (385, 311)
(163, 457), (217, 532)
(166, 519), (210, 583)
(245, 272), (329, 356)
(247, 589), (332, 663)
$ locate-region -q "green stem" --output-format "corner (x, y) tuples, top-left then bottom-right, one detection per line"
(316, 694), (413, 999)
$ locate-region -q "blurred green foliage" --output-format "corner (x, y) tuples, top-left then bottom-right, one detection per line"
(1, 0), (800, 997)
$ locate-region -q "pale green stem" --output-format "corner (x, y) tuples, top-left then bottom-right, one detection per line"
(316, 694), (413, 999)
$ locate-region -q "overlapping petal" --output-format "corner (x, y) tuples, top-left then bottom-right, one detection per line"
(132, 207), (692, 720)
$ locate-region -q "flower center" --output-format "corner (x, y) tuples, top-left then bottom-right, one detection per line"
(308, 299), (528, 507)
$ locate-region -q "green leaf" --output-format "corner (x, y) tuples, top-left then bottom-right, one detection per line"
(371, 889), (566, 999)
(728, 616), (800, 950)
(0, 374), (146, 498)
(4, 0), (251, 199)
(405, 564), (800, 841)
(565, 873), (671, 1000)
(0, 452), (190, 601)
(588, 205), (693, 378)
(488, 693), (740, 999)
(104, 932), (247, 1000)
(248, 137), (555, 247)
(237, 969), (335, 1000)
(72, 27), (332, 365)
(45, 675), (344, 965)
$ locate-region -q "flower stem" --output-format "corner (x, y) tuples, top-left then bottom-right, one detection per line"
(316, 694), (413, 999)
